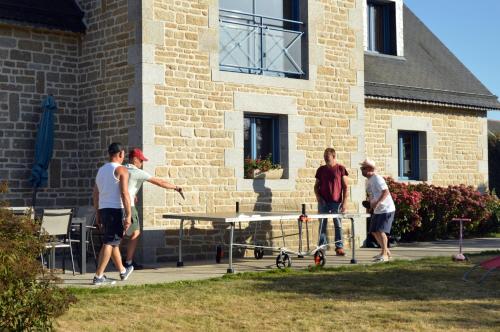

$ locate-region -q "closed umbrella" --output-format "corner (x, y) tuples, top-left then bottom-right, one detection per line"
(29, 95), (57, 208)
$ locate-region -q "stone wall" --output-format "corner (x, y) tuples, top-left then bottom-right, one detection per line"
(0, 0), (138, 208)
(76, 0), (138, 203)
(365, 99), (489, 187)
(138, 0), (367, 263)
(0, 23), (81, 207)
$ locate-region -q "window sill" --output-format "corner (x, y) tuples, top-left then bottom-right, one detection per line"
(396, 178), (428, 185)
(212, 69), (315, 90)
(364, 50), (406, 61)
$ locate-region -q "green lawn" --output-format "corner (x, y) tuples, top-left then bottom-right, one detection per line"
(56, 254), (500, 332)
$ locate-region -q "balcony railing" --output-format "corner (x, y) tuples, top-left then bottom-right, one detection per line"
(219, 9), (305, 77)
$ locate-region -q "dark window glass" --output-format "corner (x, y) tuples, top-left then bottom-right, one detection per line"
(398, 131), (420, 180)
(367, 1), (396, 55)
(244, 114), (280, 163)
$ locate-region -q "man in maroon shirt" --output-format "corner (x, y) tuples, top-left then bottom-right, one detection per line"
(314, 148), (349, 255)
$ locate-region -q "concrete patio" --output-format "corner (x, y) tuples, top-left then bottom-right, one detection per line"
(55, 238), (500, 287)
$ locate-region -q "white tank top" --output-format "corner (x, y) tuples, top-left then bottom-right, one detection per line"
(96, 162), (124, 209)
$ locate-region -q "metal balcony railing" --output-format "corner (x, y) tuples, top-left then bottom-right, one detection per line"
(219, 9), (305, 77)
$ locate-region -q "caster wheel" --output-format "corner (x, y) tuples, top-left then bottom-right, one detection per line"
(314, 250), (326, 267)
(276, 253), (292, 269)
(215, 245), (224, 263)
(254, 247), (265, 259)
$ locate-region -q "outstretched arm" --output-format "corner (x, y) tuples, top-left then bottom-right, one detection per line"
(147, 177), (181, 192)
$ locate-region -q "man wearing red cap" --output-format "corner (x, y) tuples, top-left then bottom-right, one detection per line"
(124, 148), (183, 269)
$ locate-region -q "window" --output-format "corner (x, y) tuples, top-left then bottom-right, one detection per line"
(244, 114), (280, 163)
(367, 0), (396, 55)
(398, 131), (420, 180)
(219, 0), (306, 78)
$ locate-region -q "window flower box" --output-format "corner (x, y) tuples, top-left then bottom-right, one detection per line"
(248, 168), (284, 179)
(244, 155), (282, 179)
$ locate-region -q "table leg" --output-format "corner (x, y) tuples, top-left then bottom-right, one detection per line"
(350, 218), (357, 264)
(297, 219), (303, 258)
(227, 222), (234, 273)
(177, 219), (184, 267)
(80, 224), (86, 274)
(50, 245), (55, 270)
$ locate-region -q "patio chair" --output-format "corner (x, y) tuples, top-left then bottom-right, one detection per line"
(463, 256), (500, 283)
(72, 206), (99, 268)
(40, 208), (76, 275)
(7, 206), (35, 220)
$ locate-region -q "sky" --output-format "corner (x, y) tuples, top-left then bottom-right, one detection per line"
(404, 0), (500, 121)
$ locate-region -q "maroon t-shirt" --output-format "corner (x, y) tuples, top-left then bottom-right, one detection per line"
(315, 164), (349, 203)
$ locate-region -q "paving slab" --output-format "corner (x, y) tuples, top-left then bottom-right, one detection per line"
(54, 238), (500, 288)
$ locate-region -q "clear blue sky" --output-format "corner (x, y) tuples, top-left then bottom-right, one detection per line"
(405, 0), (500, 120)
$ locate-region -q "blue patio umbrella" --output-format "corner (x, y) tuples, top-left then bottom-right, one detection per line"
(29, 95), (57, 207)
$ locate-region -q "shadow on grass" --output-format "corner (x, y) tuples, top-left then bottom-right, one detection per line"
(247, 258), (500, 302)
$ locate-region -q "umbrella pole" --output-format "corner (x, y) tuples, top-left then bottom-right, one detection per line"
(32, 188), (37, 209)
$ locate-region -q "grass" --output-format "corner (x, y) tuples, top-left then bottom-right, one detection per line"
(55, 254), (500, 332)
(483, 232), (500, 238)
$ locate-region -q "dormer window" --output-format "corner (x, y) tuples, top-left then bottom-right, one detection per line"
(367, 0), (397, 55)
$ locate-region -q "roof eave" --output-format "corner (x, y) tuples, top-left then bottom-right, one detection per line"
(365, 94), (500, 111)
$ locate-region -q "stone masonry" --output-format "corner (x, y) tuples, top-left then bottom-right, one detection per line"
(137, 0), (368, 263)
(365, 99), (489, 188)
(0, 23), (81, 207)
(0, 0), (491, 264)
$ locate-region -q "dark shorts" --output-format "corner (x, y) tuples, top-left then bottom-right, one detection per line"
(99, 208), (124, 246)
(369, 211), (395, 233)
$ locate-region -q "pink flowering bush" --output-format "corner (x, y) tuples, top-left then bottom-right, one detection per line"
(385, 178), (499, 240)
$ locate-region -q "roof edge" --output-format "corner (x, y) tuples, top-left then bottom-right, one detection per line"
(365, 95), (499, 111)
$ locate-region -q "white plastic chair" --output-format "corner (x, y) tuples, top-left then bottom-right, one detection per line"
(40, 209), (75, 275)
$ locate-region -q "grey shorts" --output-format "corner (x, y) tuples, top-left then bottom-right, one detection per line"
(125, 206), (140, 236)
(369, 211), (395, 234)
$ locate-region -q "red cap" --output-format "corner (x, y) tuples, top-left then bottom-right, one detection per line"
(129, 148), (149, 161)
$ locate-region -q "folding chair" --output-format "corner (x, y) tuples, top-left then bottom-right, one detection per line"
(72, 206), (99, 268)
(8, 206), (35, 220)
(463, 256), (500, 283)
(40, 209), (76, 275)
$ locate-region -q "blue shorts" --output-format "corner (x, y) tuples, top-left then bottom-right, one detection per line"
(369, 211), (395, 234)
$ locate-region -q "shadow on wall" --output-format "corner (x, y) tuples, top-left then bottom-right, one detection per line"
(235, 180), (274, 255)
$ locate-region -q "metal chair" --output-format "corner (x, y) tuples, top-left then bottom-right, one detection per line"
(72, 206), (99, 269)
(40, 208), (75, 275)
(7, 206), (35, 220)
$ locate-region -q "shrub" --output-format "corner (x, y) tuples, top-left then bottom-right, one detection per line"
(386, 178), (500, 241)
(0, 182), (76, 331)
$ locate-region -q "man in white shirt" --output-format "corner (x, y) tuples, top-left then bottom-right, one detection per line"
(360, 159), (396, 262)
(124, 148), (183, 269)
(93, 142), (133, 285)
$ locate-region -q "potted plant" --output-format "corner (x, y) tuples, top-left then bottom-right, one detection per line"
(244, 154), (283, 179)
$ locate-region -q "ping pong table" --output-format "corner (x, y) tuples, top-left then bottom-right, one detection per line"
(163, 208), (369, 273)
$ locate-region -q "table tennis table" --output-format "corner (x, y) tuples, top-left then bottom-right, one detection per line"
(163, 208), (369, 273)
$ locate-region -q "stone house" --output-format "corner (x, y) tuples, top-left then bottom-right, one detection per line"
(1, 0), (499, 263)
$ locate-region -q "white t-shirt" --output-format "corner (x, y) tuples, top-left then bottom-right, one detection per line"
(125, 164), (152, 207)
(366, 174), (395, 214)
